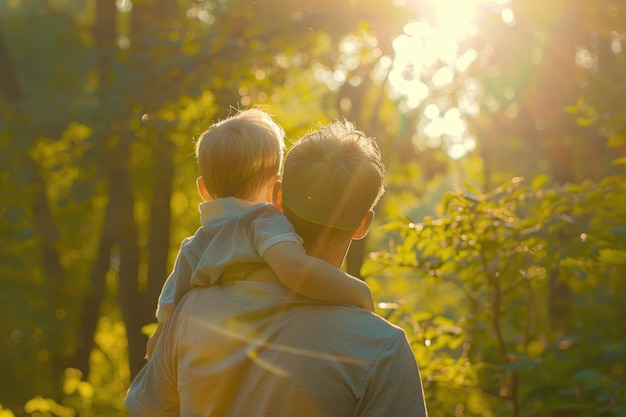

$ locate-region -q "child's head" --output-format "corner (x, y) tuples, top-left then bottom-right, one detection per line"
(195, 108), (285, 201)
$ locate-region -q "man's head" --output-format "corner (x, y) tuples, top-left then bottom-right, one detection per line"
(279, 119), (385, 255)
(195, 108), (285, 201)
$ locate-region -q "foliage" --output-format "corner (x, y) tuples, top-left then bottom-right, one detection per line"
(365, 170), (626, 416)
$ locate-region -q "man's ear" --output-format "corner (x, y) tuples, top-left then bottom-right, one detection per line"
(272, 180), (283, 211)
(352, 210), (374, 240)
(196, 177), (213, 202)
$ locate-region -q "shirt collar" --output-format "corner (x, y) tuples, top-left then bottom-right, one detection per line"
(198, 197), (265, 225)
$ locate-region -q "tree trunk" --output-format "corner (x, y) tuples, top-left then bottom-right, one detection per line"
(113, 140), (144, 377)
(71, 0), (119, 379)
(28, 157), (69, 391)
(0, 34), (23, 102)
(1, 31), (68, 397)
(71, 197), (115, 377)
(145, 137), (175, 320)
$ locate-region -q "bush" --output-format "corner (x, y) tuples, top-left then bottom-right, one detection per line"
(366, 173), (626, 417)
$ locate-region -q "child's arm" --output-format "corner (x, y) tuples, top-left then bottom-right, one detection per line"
(263, 241), (375, 312)
(147, 242), (193, 359)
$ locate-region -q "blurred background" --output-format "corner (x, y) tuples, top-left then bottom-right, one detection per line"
(1, 0), (625, 415)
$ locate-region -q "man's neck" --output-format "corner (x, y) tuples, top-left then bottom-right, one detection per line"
(303, 241), (350, 269)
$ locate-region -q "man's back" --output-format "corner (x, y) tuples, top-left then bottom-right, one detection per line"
(126, 280), (428, 417)
(125, 118), (429, 417)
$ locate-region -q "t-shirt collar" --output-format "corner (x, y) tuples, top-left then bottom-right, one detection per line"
(198, 197), (265, 225)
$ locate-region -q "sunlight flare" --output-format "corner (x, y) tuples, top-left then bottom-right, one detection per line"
(389, 0), (510, 159)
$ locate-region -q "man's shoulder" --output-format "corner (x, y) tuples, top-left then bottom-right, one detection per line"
(339, 305), (405, 332)
(279, 302), (411, 367)
(184, 282), (408, 345)
(296, 301), (408, 341)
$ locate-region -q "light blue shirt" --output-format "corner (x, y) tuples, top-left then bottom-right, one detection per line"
(156, 197), (300, 322)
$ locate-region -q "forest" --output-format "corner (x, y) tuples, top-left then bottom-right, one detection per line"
(1, 0), (625, 415)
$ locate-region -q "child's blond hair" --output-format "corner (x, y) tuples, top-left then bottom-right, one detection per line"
(195, 108), (285, 200)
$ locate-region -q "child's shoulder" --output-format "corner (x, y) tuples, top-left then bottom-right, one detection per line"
(179, 225), (210, 249)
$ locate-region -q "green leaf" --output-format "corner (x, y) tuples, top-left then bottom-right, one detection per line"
(567, 184), (583, 193)
(411, 311), (433, 322)
(608, 133), (626, 147)
(576, 117), (594, 127)
(0, 403), (16, 417)
(531, 174), (550, 190)
(611, 157), (626, 165)
(463, 181), (483, 200)
(141, 323), (158, 337)
(597, 249), (626, 265)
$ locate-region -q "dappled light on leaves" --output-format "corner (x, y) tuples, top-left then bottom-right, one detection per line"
(367, 172), (626, 415)
(24, 397), (75, 417)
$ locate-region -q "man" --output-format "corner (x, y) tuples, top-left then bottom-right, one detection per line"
(125, 119), (429, 417)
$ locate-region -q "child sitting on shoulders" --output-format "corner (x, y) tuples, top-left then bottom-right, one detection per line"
(146, 108), (374, 358)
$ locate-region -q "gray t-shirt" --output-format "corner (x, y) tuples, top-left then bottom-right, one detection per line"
(126, 281), (429, 417)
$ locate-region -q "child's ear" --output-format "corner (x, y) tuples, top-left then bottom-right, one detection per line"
(264, 174), (281, 203)
(352, 210), (374, 240)
(196, 177), (213, 202)
(272, 180), (283, 211)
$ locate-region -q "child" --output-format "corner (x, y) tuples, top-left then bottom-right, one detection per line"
(146, 108), (374, 358)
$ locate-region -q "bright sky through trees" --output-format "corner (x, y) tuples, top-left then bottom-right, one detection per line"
(388, 0), (511, 159)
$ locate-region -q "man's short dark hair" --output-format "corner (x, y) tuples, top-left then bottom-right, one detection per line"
(281, 119), (385, 244)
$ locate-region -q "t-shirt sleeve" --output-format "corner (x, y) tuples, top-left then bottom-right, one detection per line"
(250, 205), (302, 256)
(356, 331), (429, 417)
(156, 272), (176, 323)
